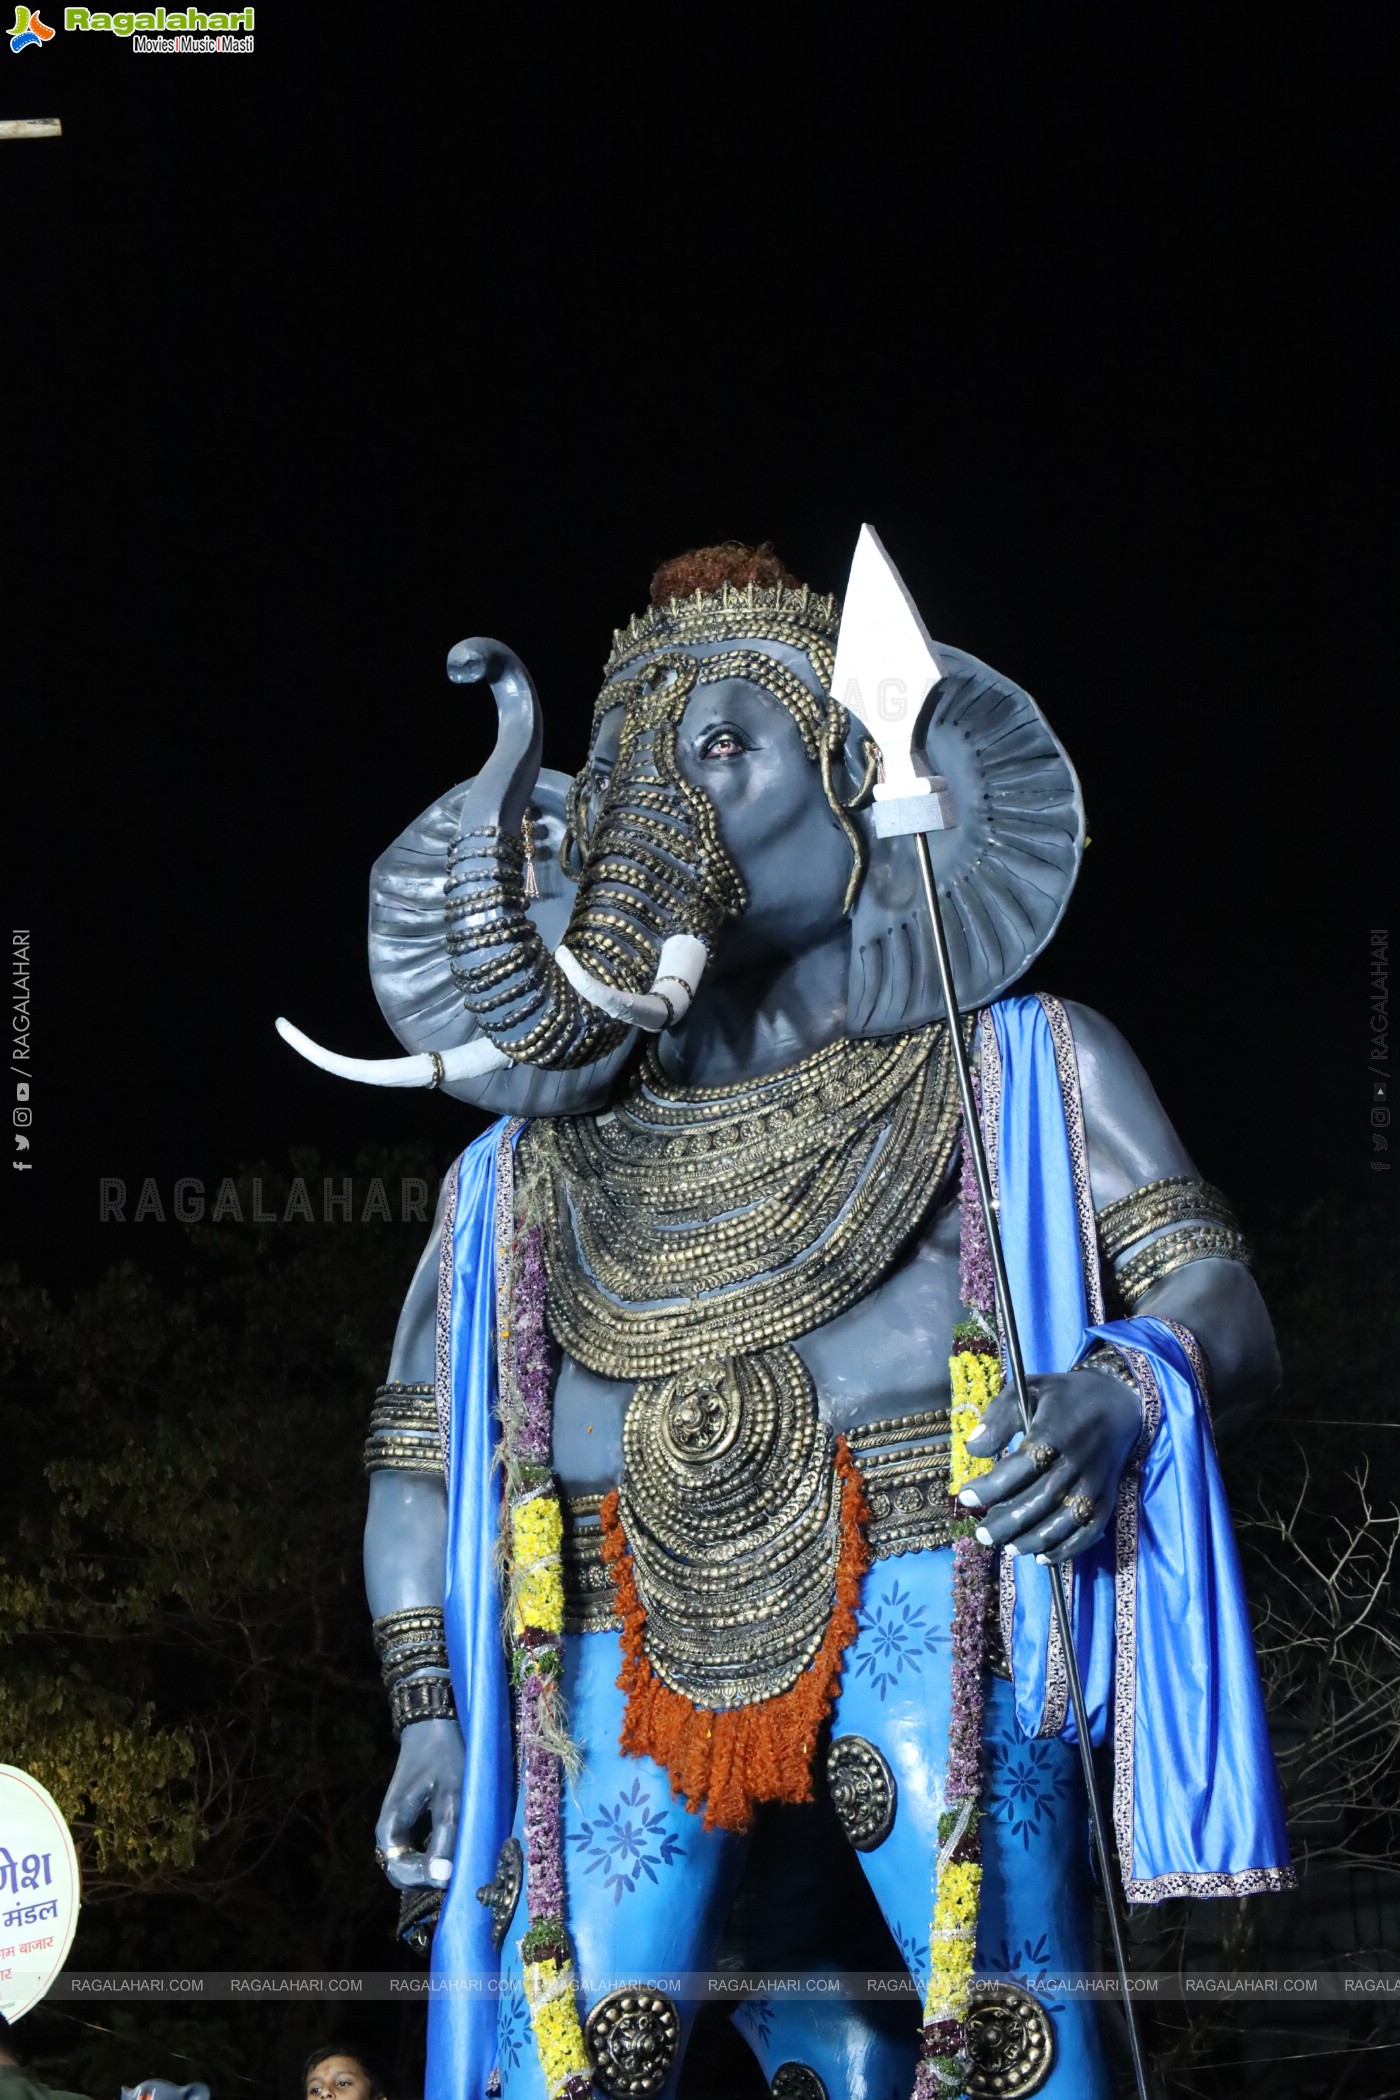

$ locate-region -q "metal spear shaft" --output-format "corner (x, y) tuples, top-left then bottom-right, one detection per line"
(912, 834), (1155, 2100)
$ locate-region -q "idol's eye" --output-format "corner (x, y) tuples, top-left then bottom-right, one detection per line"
(697, 725), (752, 761)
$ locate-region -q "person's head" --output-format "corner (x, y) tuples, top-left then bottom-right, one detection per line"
(0, 2010), (18, 2068)
(301, 2046), (387, 2100)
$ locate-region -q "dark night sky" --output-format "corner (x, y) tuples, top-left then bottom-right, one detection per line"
(3, 14), (1392, 1287)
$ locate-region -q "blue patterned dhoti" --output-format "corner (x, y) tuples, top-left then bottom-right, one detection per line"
(496, 1544), (1107, 2100)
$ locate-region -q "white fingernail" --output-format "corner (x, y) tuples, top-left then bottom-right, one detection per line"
(957, 1488), (982, 1507)
(966, 1429), (989, 1449)
(974, 1525), (994, 1547)
(428, 1858), (453, 1883)
(1034, 1553), (1050, 1565)
(1005, 1543), (1021, 1558)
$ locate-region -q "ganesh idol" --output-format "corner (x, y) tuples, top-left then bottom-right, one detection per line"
(279, 534), (1293, 2100)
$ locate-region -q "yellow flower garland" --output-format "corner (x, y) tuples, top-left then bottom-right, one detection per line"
(920, 1343), (1002, 2046)
(522, 1953), (592, 2097)
(925, 1857), (982, 2023)
(511, 1493), (565, 1636)
(948, 1347), (998, 1499)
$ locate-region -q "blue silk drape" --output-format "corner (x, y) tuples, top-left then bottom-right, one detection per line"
(991, 997), (1293, 1899)
(426, 1122), (516, 2097)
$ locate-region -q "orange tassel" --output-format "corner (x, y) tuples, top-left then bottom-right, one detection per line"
(598, 1438), (872, 1832)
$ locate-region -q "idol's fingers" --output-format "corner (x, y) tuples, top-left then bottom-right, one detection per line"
(1020, 1492), (1104, 1564)
(375, 1717), (463, 1890)
(963, 1387), (1022, 1459)
(971, 1455), (1076, 1551)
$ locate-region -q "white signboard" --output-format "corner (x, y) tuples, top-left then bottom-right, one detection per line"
(0, 1765), (81, 2021)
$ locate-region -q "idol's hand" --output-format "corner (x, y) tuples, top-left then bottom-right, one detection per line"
(375, 1716), (464, 1891)
(958, 1368), (1142, 1562)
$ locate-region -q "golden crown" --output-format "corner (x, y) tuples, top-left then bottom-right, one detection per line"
(603, 579), (842, 682)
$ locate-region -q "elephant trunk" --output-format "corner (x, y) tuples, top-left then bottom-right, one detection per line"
(443, 644), (708, 1066)
(441, 640), (628, 1071)
(276, 641), (710, 1103)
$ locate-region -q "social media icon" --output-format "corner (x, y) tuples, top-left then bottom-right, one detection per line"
(14, 1134), (30, 1151)
(16, 1082), (29, 1101)
(13, 1107), (32, 1127)
(1374, 1081), (1389, 1103)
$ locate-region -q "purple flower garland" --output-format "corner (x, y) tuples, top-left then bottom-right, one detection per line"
(500, 1216), (593, 2098)
(913, 1099), (997, 2099)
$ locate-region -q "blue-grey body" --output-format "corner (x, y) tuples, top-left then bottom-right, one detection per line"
(284, 584), (1278, 2097)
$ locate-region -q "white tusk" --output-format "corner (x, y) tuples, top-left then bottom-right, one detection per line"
(650, 933), (709, 1025)
(275, 1017), (511, 1087)
(554, 933), (708, 1032)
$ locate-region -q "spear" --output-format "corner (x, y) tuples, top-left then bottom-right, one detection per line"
(832, 525), (1154, 2100)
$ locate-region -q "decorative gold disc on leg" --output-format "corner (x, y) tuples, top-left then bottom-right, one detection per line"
(965, 1979), (1056, 2096)
(825, 1734), (897, 1850)
(771, 2066), (829, 2100)
(584, 1987), (682, 2097)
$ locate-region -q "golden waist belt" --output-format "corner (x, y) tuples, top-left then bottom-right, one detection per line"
(561, 1406), (956, 1631)
(560, 1403), (1009, 1679)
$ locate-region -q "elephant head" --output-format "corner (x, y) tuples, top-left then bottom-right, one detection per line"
(277, 542), (1085, 1117)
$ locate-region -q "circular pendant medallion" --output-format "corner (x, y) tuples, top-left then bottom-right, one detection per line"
(619, 1344), (842, 1711)
(966, 1978), (1056, 2097)
(825, 1734), (897, 1851)
(660, 1359), (741, 1462)
(585, 1986), (682, 2097)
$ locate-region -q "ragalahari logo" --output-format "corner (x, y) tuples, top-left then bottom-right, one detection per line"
(9, 5), (55, 48)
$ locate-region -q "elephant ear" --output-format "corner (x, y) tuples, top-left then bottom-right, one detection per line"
(847, 641), (1085, 1033)
(368, 766), (633, 1114)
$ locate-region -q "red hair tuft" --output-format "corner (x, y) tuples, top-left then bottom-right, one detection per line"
(649, 542), (803, 605)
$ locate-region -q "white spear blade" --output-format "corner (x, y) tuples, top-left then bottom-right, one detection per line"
(832, 523), (955, 831)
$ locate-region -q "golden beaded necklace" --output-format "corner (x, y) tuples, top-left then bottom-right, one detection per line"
(529, 1022), (965, 1382)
